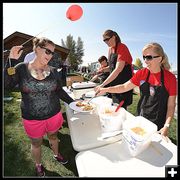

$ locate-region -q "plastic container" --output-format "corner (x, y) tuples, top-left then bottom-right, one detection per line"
(91, 96), (113, 115)
(122, 116), (158, 156)
(98, 105), (126, 133)
(73, 88), (95, 99)
(72, 81), (96, 89)
(71, 82), (97, 99)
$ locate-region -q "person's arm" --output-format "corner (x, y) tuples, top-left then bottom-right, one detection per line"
(4, 46), (23, 90)
(57, 87), (74, 104)
(102, 66), (110, 73)
(100, 61), (125, 88)
(97, 66), (103, 74)
(90, 74), (99, 82)
(53, 68), (74, 104)
(160, 95), (176, 136)
(96, 80), (136, 96)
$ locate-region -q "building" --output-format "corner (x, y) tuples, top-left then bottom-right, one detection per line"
(89, 62), (140, 74)
(89, 61), (100, 73)
(3, 31), (70, 66)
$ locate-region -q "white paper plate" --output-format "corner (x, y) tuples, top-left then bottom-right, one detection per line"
(69, 101), (95, 113)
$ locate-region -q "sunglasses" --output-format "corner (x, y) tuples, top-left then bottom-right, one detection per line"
(143, 55), (160, 61)
(103, 36), (112, 42)
(40, 46), (54, 56)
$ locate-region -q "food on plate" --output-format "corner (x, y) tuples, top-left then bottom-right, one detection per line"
(75, 101), (94, 111)
(131, 127), (146, 136)
(76, 101), (86, 107)
(82, 104), (94, 111)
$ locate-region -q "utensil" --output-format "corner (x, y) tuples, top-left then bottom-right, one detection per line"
(98, 130), (123, 140)
(80, 94), (85, 100)
(115, 100), (124, 112)
(86, 96), (96, 104)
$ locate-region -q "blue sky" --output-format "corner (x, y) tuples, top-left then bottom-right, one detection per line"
(3, 3), (177, 70)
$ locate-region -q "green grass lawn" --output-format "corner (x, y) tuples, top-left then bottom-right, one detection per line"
(3, 92), (177, 177)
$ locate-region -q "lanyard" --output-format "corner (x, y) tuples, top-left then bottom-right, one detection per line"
(7, 57), (16, 75)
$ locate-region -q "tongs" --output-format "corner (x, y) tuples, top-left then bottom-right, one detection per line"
(86, 95), (96, 104)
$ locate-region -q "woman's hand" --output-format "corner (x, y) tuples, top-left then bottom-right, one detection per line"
(159, 126), (169, 137)
(97, 68), (103, 74)
(95, 87), (107, 96)
(94, 85), (101, 92)
(94, 85), (101, 96)
(9, 46), (24, 59)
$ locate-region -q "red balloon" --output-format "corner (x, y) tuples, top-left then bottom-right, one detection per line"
(66, 5), (83, 21)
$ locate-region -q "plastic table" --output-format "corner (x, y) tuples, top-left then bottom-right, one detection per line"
(75, 136), (177, 177)
(63, 87), (135, 151)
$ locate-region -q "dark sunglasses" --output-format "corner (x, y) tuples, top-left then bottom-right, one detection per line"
(143, 55), (160, 61)
(40, 46), (54, 56)
(103, 36), (112, 42)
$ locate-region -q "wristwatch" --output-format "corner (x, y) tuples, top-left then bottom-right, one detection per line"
(164, 123), (170, 128)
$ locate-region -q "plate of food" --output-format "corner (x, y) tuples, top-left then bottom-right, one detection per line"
(69, 101), (95, 113)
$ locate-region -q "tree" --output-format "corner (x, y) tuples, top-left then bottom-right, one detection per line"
(134, 58), (143, 69)
(76, 37), (84, 65)
(61, 35), (84, 71)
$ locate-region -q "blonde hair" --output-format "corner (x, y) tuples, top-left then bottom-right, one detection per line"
(142, 42), (171, 70)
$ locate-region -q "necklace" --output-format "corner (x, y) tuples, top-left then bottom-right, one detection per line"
(30, 68), (50, 80)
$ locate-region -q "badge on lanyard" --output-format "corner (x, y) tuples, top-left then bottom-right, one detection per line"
(7, 58), (16, 75)
(150, 86), (155, 96)
(7, 67), (16, 75)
